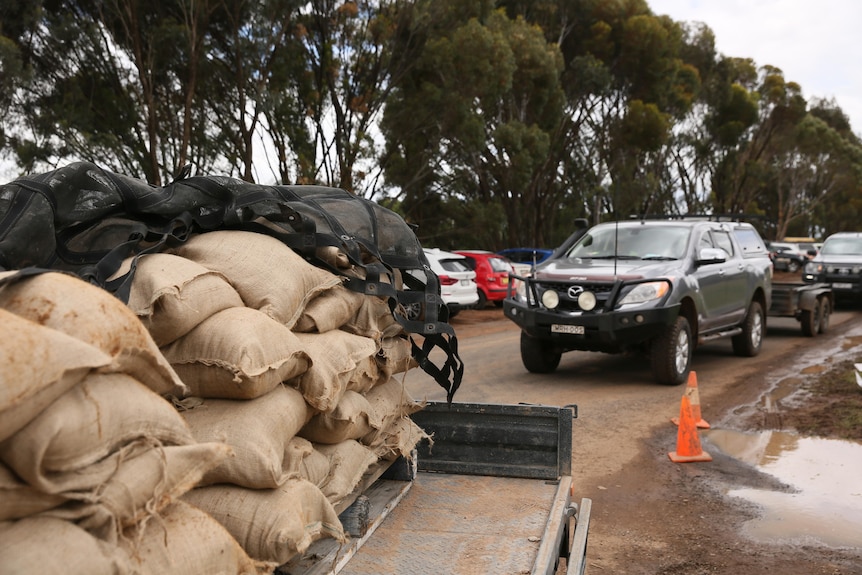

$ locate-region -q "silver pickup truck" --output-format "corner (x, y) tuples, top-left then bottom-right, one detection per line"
(503, 218), (773, 385)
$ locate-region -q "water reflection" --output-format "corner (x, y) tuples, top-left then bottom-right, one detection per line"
(706, 429), (862, 548)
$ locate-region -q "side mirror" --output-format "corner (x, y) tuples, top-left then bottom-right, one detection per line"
(696, 247), (727, 265)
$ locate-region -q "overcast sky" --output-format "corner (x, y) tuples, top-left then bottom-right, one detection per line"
(648, 0), (862, 137)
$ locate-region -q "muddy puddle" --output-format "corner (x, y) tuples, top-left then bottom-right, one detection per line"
(705, 428), (862, 548)
(703, 324), (862, 549)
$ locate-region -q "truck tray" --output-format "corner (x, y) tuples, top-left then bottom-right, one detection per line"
(278, 402), (590, 575)
(341, 472), (571, 575)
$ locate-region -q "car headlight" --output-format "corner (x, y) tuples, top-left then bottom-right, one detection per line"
(541, 289), (560, 309)
(804, 262), (822, 275)
(618, 281), (670, 306)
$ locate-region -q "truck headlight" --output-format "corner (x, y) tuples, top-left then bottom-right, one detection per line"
(541, 289), (560, 309)
(618, 281), (669, 306)
(804, 262), (822, 275)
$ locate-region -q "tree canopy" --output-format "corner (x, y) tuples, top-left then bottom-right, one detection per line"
(1, 0), (860, 248)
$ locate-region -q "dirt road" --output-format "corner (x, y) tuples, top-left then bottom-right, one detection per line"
(404, 305), (862, 575)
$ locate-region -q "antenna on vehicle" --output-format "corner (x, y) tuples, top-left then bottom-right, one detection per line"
(613, 184), (619, 276)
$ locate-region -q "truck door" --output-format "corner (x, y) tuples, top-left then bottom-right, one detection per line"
(692, 230), (727, 331)
(708, 229), (748, 326)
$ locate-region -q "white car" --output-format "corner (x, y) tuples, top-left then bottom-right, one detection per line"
(405, 248), (479, 319)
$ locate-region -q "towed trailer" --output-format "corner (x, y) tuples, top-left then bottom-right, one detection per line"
(281, 401), (592, 575)
(768, 282), (834, 336)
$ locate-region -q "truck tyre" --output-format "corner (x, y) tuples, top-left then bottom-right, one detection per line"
(800, 306), (818, 337)
(650, 316), (692, 385)
(520, 332), (561, 373)
(817, 296), (831, 334)
(731, 300), (764, 356)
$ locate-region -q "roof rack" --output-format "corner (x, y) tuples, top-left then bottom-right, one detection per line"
(629, 213), (766, 222)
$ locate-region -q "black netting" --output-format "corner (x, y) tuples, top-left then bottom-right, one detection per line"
(0, 162), (462, 401)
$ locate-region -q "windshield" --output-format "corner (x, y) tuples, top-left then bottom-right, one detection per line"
(820, 236), (862, 256)
(566, 225), (691, 260)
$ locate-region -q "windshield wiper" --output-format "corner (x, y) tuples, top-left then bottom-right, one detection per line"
(640, 255), (678, 260)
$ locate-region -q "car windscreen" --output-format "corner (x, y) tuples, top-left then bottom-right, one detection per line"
(820, 236), (862, 256)
(566, 225), (691, 260)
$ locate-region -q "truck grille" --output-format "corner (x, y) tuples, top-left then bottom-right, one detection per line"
(535, 282), (616, 312)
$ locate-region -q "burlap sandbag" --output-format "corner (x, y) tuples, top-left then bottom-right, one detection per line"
(0, 308), (111, 443)
(298, 390), (381, 444)
(42, 441), (232, 544)
(359, 378), (425, 449)
(0, 461), (67, 521)
(283, 436), (315, 480)
(171, 230), (342, 329)
(0, 517), (132, 575)
(182, 479), (345, 565)
(0, 271), (186, 397)
(301, 440), (379, 506)
(0, 372), (195, 493)
(182, 385), (310, 489)
(376, 336), (418, 380)
(344, 353), (382, 395)
(367, 416), (432, 462)
(342, 293), (404, 340)
(293, 330), (379, 412)
(161, 306), (311, 400)
(121, 500), (270, 575)
(293, 283), (364, 333)
(124, 253), (244, 346)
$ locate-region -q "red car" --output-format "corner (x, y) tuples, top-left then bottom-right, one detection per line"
(454, 250), (515, 308)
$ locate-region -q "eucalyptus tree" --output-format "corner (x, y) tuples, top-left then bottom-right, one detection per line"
(1, 0), (232, 184)
(382, 0), (568, 249)
(550, 1), (700, 222)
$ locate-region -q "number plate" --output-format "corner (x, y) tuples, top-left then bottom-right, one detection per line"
(551, 324), (584, 334)
(833, 282), (853, 289)
(460, 279), (471, 286)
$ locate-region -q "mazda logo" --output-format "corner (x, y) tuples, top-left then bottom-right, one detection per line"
(567, 286), (584, 298)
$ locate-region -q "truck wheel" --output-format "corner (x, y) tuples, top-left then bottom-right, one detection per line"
(650, 316), (692, 385)
(731, 301), (764, 357)
(520, 332), (561, 373)
(800, 306), (818, 337)
(817, 297), (831, 334)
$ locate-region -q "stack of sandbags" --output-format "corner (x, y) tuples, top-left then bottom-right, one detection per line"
(111, 230), (430, 566)
(0, 272), (266, 575)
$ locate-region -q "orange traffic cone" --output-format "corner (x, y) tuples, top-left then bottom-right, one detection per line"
(668, 395), (712, 463)
(671, 371), (710, 429)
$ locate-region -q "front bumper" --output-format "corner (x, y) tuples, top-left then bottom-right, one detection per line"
(802, 273), (862, 294)
(503, 298), (680, 353)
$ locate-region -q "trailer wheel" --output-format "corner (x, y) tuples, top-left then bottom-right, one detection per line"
(520, 332), (561, 373)
(800, 306), (818, 337)
(732, 301), (764, 357)
(817, 296), (831, 334)
(651, 316), (691, 385)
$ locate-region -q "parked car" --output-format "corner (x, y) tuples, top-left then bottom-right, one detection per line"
(803, 232), (862, 300)
(405, 248), (479, 320)
(768, 242), (809, 273)
(497, 247), (553, 276)
(453, 250), (515, 308)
